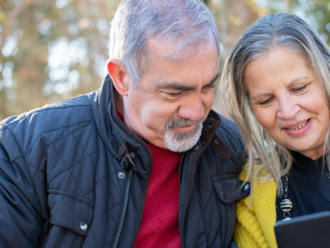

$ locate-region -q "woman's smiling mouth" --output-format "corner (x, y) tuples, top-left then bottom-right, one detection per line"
(282, 119), (312, 137)
(285, 119), (310, 130)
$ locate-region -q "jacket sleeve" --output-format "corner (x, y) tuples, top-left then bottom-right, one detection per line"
(0, 125), (41, 247)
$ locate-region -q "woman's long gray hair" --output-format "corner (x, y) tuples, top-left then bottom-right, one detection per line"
(220, 12), (330, 195)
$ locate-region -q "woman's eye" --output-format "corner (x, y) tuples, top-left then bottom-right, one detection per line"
(292, 85), (307, 93)
(260, 98), (272, 105)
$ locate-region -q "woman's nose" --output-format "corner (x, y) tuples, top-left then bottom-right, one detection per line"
(277, 97), (300, 119)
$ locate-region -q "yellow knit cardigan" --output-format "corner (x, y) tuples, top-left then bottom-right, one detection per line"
(234, 166), (278, 248)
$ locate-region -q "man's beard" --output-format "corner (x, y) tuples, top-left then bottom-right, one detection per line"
(164, 117), (203, 152)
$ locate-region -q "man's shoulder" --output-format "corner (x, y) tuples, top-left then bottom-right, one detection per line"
(215, 114), (245, 154)
(217, 115), (243, 143)
(0, 91), (98, 153)
(2, 91), (97, 125)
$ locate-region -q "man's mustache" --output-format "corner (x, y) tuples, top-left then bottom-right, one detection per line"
(165, 117), (203, 130)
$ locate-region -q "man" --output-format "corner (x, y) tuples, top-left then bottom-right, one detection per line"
(0, 0), (248, 247)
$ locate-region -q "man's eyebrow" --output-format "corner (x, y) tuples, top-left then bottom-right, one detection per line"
(251, 77), (310, 100)
(157, 72), (221, 91)
(202, 72), (220, 89)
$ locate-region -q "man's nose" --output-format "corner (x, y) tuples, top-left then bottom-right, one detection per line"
(178, 96), (205, 121)
(277, 97), (300, 119)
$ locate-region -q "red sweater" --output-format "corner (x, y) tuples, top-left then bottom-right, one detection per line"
(117, 111), (181, 248)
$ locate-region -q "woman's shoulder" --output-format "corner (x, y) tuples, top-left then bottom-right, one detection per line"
(238, 162), (272, 182)
(235, 162), (278, 248)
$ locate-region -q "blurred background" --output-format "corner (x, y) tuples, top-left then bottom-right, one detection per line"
(0, 0), (329, 120)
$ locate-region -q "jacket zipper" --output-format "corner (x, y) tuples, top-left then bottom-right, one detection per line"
(113, 170), (133, 248)
(179, 153), (186, 189)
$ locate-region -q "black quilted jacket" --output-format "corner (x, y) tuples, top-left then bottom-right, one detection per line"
(0, 75), (249, 248)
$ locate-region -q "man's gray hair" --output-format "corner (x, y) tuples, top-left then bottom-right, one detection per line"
(109, 0), (220, 88)
(220, 12), (330, 196)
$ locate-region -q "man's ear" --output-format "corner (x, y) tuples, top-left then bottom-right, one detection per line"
(107, 59), (129, 96)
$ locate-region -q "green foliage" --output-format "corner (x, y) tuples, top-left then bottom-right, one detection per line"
(262, 0), (330, 45)
(299, 0), (330, 45)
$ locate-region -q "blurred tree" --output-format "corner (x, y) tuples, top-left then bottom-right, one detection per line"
(2, 0), (330, 120)
(263, 0), (330, 45)
(210, 0), (261, 117)
(0, 0), (120, 120)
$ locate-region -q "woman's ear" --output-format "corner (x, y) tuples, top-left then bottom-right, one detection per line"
(107, 59), (129, 96)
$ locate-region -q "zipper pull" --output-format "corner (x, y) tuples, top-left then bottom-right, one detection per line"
(123, 152), (135, 171)
(118, 142), (136, 171)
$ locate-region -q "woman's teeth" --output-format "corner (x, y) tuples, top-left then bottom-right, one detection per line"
(286, 120), (309, 130)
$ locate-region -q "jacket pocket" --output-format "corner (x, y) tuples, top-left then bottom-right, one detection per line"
(47, 190), (94, 236)
(212, 175), (250, 204)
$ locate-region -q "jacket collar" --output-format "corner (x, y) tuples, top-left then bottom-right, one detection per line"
(92, 75), (153, 177)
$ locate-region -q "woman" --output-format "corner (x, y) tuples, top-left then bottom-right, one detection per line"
(221, 13), (330, 247)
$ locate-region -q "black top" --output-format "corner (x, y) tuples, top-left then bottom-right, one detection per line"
(276, 151), (330, 221)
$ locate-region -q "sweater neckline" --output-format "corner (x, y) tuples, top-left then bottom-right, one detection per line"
(291, 151), (326, 169)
